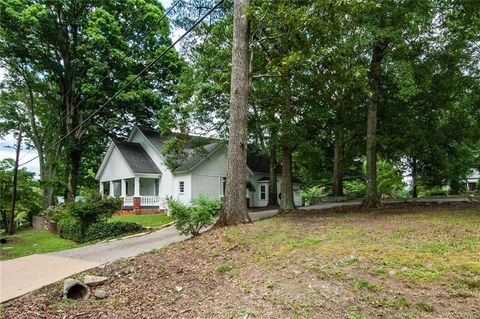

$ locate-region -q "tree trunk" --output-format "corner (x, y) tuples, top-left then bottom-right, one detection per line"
(268, 146), (278, 206)
(411, 158), (418, 198)
(332, 125), (344, 197)
(279, 142), (295, 213)
(277, 23), (296, 214)
(66, 147), (81, 202)
(362, 41), (387, 208)
(8, 124), (23, 235)
(216, 0), (251, 226)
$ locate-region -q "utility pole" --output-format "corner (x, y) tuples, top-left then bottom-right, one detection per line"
(8, 124), (23, 235)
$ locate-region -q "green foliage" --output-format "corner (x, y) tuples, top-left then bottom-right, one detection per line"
(415, 301), (435, 313)
(376, 159), (405, 198)
(300, 186), (324, 205)
(59, 219), (144, 243)
(215, 263), (234, 273)
(0, 0), (185, 200)
(55, 193), (132, 243)
(83, 222), (144, 242)
(168, 196), (221, 236)
(57, 219), (84, 243)
(44, 204), (72, 223)
(70, 193), (121, 230)
(344, 180), (367, 198)
(0, 159), (42, 230)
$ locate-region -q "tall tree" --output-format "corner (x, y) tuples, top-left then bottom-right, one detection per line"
(217, 0), (251, 225)
(0, 0), (184, 201)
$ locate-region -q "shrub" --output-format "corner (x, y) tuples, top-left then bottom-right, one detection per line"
(344, 180), (366, 197)
(59, 220), (144, 243)
(168, 195), (221, 236)
(300, 185), (323, 205)
(70, 193), (121, 230)
(58, 219), (83, 242)
(45, 203), (72, 223)
(83, 222), (144, 242)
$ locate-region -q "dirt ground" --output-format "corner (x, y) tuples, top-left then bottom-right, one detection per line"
(2, 203), (480, 319)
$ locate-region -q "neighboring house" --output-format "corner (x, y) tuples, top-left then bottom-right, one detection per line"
(95, 126), (302, 214)
(466, 168), (480, 191)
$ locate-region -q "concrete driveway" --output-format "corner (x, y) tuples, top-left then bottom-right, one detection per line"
(0, 198), (473, 303)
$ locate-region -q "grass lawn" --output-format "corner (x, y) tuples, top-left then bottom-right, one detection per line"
(0, 229), (79, 261)
(109, 213), (174, 228)
(4, 203), (480, 318)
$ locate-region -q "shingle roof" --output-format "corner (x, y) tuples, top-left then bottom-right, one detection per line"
(137, 126), (222, 172)
(114, 141), (162, 175)
(136, 126), (302, 183)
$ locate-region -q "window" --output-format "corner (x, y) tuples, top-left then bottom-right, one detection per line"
(260, 185), (267, 200)
(179, 181), (185, 193)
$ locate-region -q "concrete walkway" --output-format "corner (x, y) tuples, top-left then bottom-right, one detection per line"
(0, 197), (474, 303)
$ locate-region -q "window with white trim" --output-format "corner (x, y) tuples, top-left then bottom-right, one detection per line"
(260, 184), (267, 200)
(179, 181), (185, 194)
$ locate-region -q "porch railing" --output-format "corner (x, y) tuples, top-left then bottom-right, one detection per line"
(141, 196), (161, 206)
(122, 196), (161, 207)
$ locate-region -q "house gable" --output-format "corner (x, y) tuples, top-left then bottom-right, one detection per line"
(96, 144), (135, 182)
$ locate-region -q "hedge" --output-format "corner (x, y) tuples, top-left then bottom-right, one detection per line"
(58, 220), (144, 243)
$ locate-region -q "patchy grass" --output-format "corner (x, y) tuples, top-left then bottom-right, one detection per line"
(109, 213), (173, 228)
(4, 203), (480, 318)
(0, 229), (79, 260)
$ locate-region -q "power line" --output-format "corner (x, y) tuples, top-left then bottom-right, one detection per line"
(14, 0), (181, 164)
(40, 0), (174, 135)
(19, 0), (225, 168)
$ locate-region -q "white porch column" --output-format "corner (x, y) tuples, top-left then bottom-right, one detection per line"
(134, 177), (140, 196)
(99, 182), (104, 195)
(109, 180), (115, 197)
(121, 179), (126, 197)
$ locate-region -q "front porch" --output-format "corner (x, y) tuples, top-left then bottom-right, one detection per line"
(99, 176), (165, 215)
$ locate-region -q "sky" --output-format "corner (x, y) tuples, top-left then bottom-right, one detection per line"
(0, 0), (178, 177)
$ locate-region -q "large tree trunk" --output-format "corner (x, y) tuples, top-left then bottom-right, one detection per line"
(216, 0), (251, 226)
(66, 147), (81, 202)
(279, 142), (295, 213)
(332, 125), (344, 197)
(268, 146), (278, 206)
(362, 41), (387, 208)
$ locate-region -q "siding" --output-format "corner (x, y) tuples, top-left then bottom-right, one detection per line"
(191, 146), (227, 201)
(99, 147), (134, 182)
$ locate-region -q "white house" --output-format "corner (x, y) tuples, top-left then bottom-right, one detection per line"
(466, 168), (479, 191)
(95, 126), (302, 214)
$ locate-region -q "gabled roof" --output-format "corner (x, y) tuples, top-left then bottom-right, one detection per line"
(114, 141), (162, 175)
(136, 126), (224, 173)
(174, 142), (221, 172)
(132, 126), (302, 183)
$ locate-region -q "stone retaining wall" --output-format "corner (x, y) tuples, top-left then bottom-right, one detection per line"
(32, 215), (58, 233)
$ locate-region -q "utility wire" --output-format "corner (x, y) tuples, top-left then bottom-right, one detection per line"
(43, 0), (175, 133)
(19, 0), (224, 168)
(16, 0), (181, 163)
